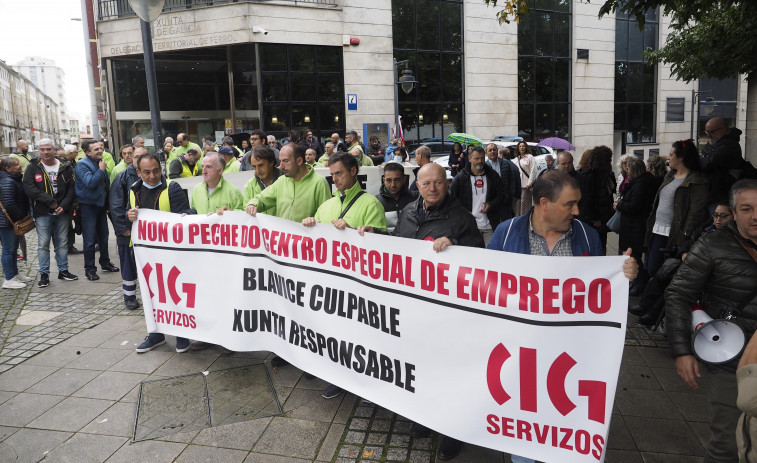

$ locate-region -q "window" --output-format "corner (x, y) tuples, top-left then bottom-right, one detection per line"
(696, 77), (739, 138)
(614, 9), (658, 143)
(518, 0), (571, 142)
(666, 97), (685, 122)
(259, 44), (345, 140)
(392, 0), (464, 146)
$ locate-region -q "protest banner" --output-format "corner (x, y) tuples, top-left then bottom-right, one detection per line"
(131, 209), (628, 463)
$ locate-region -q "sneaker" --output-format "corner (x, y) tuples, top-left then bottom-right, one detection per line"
(85, 271), (99, 281)
(38, 274), (50, 288)
(136, 334), (166, 353)
(410, 422), (432, 437)
(58, 270), (79, 281)
(2, 279), (26, 289)
(101, 262), (120, 272)
(68, 246), (82, 254)
(436, 436), (462, 461)
(12, 274), (33, 283)
(175, 338), (191, 353)
(124, 299), (140, 310)
(322, 384), (344, 400)
(270, 356), (289, 368)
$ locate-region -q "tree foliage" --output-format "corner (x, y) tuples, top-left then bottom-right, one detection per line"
(485, 0), (755, 81)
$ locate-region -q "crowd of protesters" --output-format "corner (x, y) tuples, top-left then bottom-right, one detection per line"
(3, 115), (757, 462)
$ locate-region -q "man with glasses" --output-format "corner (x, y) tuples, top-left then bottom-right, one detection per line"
(702, 117), (744, 209)
(240, 129), (270, 171)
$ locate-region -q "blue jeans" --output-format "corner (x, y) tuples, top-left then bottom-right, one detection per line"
(80, 203), (110, 272)
(0, 228), (19, 280)
(510, 456), (535, 463)
(35, 214), (69, 275)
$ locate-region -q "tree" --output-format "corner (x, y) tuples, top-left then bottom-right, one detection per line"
(485, 0), (755, 81)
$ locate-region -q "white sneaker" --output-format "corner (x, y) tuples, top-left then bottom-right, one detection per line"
(12, 274), (33, 283)
(2, 279), (26, 289)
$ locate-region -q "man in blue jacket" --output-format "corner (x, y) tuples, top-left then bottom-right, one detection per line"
(75, 139), (119, 281)
(487, 170), (638, 463)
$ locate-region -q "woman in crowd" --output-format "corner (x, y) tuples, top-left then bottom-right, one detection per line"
(614, 157), (657, 292)
(0, 156), (30, 289)
(616, 154), (635, 197)
(512, 141), (538, 215)
(577, 146), (616, 253)
(447, 142), (466, 177)
(644, 139), (708, 278)
(646, 154), (668, 191)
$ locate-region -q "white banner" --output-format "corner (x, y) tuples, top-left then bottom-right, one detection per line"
(132, 209), (628, 463)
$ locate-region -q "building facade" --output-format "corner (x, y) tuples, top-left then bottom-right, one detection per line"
(0, 60), (61, 153)
(94, 0), (750, 165)
(13, 56), (70, 140)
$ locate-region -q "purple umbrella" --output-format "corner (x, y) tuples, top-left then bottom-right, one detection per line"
(537, 137), (576, 151)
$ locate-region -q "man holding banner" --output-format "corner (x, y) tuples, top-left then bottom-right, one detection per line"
(128, 153), (197, 353)
(359, 162), (484, 460)
(302, 152), (387, 400)
(487, 170), (638, 463)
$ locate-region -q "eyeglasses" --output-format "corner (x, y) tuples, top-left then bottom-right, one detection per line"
(712, 213), (732, 220)
(250, 136), (261, 141)
(705, 127), (723, 136)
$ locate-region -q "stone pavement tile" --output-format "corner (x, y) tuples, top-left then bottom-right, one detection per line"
(43, 433), (127, 463)
(642, 452), (705, 463)
(80, 402), (138, 438)
(624, 416), (706, 455)
(243, 453), (312, 463)
(667, 391), (710, 423)
(607, 415), (638, 451)
(604, 449), (644, 463)
(0, 364), (57, 391)
(316, 422), (346, 461)
(283, 388), (342, 423)
(650, 366), (702, 393)
(408, 448), (430, 462)
(23, 344), (93, 367)
(109, 350), (173, 374)
(28, 368), (100, 396)
(176, 444), (248, 462)
(102, 438), (186, 463)
(97, 329), (151, 350)
(208, 355), (266, 371)
(57, 326), (124, 349)
(267, 364), (306, 388)
(191, 417), (272, 450)
(366, 432), (388, 445)
(688, 421), (710, 448)
(435, 444), (504, 463)
(387, 447), (408, 461)
(151, 352), (219, 377)
(0, 390), (16, 405)
(65, 348), (132, 371)
(253, 417), (330, 459)
(295, 373), (330, 391)
(618, 365), (663, 391)
(93, 315), (144, 333)
(637, 347), (677, 369)
(344, 430), (366, 444)
(614, 389), (682, 419)
(0, 392), (62, 426)
(334, 393), (358, 424)
(0, 426), (18, 442)
(621, 346), (645, 366)
(27, 397), (113, 432)
(72, 371), (147, 401)
(155, 429), (200, 444)
(0, 428), (72, 463)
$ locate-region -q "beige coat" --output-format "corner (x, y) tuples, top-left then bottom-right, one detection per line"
(737, 365), (757, 463)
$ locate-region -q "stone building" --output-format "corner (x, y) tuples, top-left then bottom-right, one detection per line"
(13, 57), (71, 140)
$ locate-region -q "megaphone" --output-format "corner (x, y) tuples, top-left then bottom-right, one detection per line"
(691, 306), (746, 364)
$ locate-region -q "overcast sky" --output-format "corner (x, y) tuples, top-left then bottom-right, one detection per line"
(0, 0), (91, 120)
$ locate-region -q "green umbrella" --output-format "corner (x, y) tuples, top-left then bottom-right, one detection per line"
(447, 132), (483, 147)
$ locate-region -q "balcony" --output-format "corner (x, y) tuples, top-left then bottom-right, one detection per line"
(97, 0), (339, 20)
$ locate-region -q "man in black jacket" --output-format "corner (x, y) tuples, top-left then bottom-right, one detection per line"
(359, 162), (483, 461)
(23, 138), (78, 287)
(128, 153), (197, 353)
(665, 179), (757, 463)
(450, 146), (505, 246)
(701, 117), (745, 208)
(110, 147), (147, 310)
(376, 162), (417, 232)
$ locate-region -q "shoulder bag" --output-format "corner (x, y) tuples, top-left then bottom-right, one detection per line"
(0, 200), (35, 236)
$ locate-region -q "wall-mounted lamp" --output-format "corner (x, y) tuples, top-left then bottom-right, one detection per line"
(334, 115), (339, 122)
(304, 115), (311, 123)
(418, 114), (424, 122)
(271, 116), (278, 124)
(443, 113), (449, 121)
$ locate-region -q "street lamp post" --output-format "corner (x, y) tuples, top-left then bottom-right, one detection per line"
(393, 59), (417, 141)
(690, 89), (716, 151)
(129, 0), (165, 157)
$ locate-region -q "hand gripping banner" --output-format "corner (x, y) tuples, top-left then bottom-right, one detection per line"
(131, 209), (628, 463)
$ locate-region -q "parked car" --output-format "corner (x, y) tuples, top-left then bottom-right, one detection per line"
(406, 141), (453, 159)
(433, 141), (555, 179)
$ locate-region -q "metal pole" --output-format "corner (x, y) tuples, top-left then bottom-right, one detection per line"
(690, 89), (695, 141)
(79, 0), (99, 140)
(140, 19), (162, 157)
(393, 60), (399, 142)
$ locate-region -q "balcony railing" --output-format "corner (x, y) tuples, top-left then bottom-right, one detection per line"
(98, 0), (339, 20)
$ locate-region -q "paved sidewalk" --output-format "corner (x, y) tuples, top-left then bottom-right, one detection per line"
(0, 233), (711, 462)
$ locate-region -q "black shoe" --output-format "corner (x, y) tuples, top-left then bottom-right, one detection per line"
(628, 305), (645, 316)
(38, 274), (50, 288)
(124, 299), (140, 310)
(410, 422), (432, 438)
(638, 312), (659, 327)
(58, 270), (79, 281)
(270, 356), (289, 368)
(101, 262), (120, 272)
(85, 271), (99, 281)
(68, 246), (82, 255)
(437, 436), (462, 461)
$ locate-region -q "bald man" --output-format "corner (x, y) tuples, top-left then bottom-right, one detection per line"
(701, 117), (744, 206)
